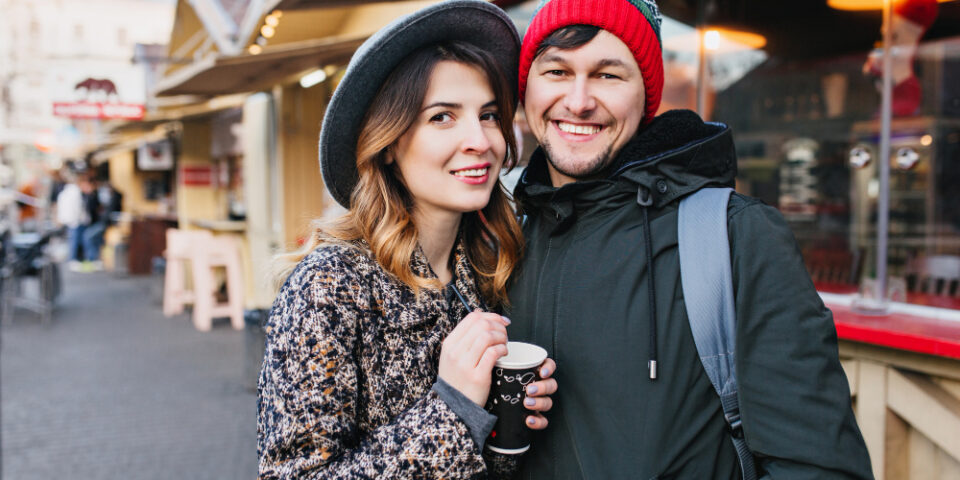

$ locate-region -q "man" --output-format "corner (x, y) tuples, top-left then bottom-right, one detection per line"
(504, 0), (873, 478)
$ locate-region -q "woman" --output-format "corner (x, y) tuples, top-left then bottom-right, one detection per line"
(257, 1), (557, 478)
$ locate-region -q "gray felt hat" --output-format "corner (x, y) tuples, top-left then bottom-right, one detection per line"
(318, 0), (520, 208)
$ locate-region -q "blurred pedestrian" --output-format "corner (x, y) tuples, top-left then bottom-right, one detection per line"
(80, 177), (121, 271)
(257, 2), (556, 478)
(55, 171), (88, 270)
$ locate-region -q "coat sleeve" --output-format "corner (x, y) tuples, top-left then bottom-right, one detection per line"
(257, 251), (489, 479)
(728, 199), (874, 480)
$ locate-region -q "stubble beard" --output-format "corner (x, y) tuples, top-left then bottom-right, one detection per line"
(541, 137), (616, 181)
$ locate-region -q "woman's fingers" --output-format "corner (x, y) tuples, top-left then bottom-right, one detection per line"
(466, 327), (507, 366)
(523, 394), (553, 412)
(478, 343), (508, 373)
(525, 377), (557, 397)
(444, 312), (507, 353)
(525, 412), (549, 430)
(538, 358), (557, 378)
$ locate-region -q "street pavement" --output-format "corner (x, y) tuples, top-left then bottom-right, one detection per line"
(1, 269), (258, 479)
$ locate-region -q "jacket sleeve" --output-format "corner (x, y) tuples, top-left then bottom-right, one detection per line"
(257, 252), (489, 479)
(728, 199), (874, 480)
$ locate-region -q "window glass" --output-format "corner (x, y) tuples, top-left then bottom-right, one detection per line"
(660, 1), (960, 308)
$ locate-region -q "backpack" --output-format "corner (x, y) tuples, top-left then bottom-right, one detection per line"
(678, 187), (759, 480)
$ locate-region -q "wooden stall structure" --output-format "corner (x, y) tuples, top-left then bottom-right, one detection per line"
(832, 301), (960, 479)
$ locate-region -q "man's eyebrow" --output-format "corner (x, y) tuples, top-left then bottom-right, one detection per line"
(537, 55), (630, 70)
(538, 54), (568, 64)
(596, 58), (629, 69)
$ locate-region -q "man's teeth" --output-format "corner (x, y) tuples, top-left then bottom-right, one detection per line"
(557, 122), (601, 135)
(453, 168), (488, 177)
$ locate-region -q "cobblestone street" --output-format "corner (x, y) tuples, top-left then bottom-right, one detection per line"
(0, 270), (257, 479)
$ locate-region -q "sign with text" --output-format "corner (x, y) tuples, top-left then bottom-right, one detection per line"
(53, 101), (145, 120)
(51, 72), (146, 120)
(179, 165), (214, 187)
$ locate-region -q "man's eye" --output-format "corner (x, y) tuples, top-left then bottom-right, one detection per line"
(599, 73), (621, 80)
(545, 69), (565, 77)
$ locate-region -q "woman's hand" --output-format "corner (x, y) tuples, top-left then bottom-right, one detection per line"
(438, 311), (510, 406)
(523, 358), (557, 430)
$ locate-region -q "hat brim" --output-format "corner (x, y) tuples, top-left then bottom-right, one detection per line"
(319, 0), (521, 208)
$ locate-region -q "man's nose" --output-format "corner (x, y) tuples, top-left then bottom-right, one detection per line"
(562, 77), (596, 116)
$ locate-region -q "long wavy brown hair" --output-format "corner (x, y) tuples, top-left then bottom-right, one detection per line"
(283, 41), (523, 307)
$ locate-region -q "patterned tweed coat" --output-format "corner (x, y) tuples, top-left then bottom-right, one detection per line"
(258, 239), (517, 479)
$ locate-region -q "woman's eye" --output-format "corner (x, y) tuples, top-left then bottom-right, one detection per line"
(480, 112), (500, 122)
(430, 112), (453, 123)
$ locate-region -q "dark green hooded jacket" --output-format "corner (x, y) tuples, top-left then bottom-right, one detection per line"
(504, 110), (872, 480)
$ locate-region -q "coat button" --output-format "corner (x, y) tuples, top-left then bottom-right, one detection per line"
(555, 211), (562, 221)
(656, 179), (668, 194)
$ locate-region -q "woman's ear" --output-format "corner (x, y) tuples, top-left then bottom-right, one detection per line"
(384, 146), (395, 165)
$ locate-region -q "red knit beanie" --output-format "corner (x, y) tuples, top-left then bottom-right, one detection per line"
(518, 0), (664, 125)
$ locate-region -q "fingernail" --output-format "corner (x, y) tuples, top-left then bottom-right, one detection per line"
(501, 316), (511, 325)
(527, 417), (536, 425)
(524, 397), (535, 406)
(526, 385), (538, 394)
(541, 368), (550, 377)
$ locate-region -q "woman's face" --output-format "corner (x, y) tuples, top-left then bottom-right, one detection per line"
(391, 60), (506, 221)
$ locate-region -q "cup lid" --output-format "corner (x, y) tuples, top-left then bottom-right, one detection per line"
(496, 341), (548, 370)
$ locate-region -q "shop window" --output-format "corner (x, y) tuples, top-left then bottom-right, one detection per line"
(662, 1), (960, 310)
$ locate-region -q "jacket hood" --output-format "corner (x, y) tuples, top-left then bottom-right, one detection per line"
(516, 109), (737, 211)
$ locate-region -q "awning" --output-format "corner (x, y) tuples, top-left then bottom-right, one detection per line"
(268, 0), (425, 10)
(267, 0), (522, 11)
(154, 36), (366, 97)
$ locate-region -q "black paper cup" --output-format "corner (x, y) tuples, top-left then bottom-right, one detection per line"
(485, 341), (548, 454)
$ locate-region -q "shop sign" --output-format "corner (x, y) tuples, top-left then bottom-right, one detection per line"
(52, 76), (145, 120)
(137, 140), (174, 171)
(53, 101), (145, 120)
(180, 165), (214, 186)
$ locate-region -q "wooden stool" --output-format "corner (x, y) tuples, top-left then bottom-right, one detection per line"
(191, 234), (245, 331)
(163, 229), (204, 317)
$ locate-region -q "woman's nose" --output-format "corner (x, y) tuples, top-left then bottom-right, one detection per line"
(461, 120), (493, 154)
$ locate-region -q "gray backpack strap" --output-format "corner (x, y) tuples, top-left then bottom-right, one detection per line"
(678, 187), (758, 480)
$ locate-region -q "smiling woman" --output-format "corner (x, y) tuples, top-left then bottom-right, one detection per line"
(257, 1), (559, 479)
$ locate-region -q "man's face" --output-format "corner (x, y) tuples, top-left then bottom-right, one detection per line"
(524, 30), (646, 187)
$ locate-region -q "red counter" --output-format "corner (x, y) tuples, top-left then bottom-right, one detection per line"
(830, 303), (960, 360)
(817, 282), (960, 360)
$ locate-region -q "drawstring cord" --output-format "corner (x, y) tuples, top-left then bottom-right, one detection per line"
(450, 284), (473, 312)
(637, 188), (658, 380)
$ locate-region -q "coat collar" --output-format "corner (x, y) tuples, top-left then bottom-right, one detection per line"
(409, 237), (487, 312)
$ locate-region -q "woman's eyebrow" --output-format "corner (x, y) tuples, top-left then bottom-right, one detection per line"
(422, 100), (498, 111)
(422, 102), (462, 111)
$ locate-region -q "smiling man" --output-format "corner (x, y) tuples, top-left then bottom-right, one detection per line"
(503, 0), (873, 478)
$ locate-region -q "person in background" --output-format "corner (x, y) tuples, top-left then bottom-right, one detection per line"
(505, 0), (872, 478)
(257, 2), (557, 478)
(80, 178), (122, 272)
(56, 171), (88, 271)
